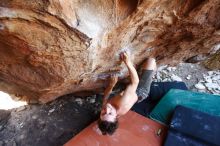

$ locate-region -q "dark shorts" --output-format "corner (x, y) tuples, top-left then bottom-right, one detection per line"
(136, 70), (154, 102)
(132, 77), (188, 117)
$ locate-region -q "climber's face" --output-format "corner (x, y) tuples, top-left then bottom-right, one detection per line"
(100, 103), (117, 122)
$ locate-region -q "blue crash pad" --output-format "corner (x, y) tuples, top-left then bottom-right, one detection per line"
(164, 106), (220, 146)
(149, 89), (220, 125)
(164, 130), (211, 146)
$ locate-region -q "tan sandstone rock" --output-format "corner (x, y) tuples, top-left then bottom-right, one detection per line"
(0, 0), (219, 103)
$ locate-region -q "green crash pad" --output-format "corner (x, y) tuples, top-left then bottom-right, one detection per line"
(149, 89), (220, 125)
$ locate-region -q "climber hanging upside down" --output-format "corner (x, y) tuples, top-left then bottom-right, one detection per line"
(98, 52), (187, 135)
(98, 51), (156, 135)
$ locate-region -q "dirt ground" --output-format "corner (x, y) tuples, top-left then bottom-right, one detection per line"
(0, 63), (219, 146)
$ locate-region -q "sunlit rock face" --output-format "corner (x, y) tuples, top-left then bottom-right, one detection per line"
(0, 0), (219, 103)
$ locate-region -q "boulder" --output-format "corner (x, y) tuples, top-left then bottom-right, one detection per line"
(0, 0), (219, 103)
(204, 50), (220, 70)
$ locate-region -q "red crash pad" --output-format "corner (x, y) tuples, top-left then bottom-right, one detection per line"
(65, 111), (167, 146)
